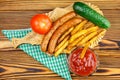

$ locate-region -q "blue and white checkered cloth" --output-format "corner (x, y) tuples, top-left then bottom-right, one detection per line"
(2, 28), (72, 80)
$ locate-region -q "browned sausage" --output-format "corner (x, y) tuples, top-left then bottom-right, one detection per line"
(41, 11), (76, 52)
(48, 17), (82, 54)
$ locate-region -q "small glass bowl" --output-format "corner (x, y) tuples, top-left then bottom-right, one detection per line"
(67, 47), (99, 77)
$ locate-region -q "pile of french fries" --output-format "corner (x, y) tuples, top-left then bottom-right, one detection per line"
(55, 19), (106, 58)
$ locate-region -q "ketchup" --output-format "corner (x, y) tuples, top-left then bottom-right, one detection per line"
(68, 48), (97, 76)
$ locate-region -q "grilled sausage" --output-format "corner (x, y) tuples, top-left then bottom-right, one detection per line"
(41, 11), (76, 52)
(48, 17), (82, 54)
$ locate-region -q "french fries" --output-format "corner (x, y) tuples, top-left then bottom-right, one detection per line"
(67, 35), (84, 50)
(69, 26), (98, 44)
(55, 36), (69, 51)
(58, 27), (74, 43)
(77, 31), (98, 46)
(71, 20), (88, 35)
(55, 41), (68, 57)
(69, 30), (87, 43)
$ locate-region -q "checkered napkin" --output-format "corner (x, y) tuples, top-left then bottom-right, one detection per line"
(2, 28), (72, 80)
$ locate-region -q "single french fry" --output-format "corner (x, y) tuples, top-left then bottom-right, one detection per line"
(71, 20), (88, 35)
(80, 42), (90, 59)
(62, 49), (71, 54)
(58, 27), (74, 43)
(54, 41), (68, 57)
(87, 26), (98, 32)
(55, 36), (69, 51)
(69, 30), (87, 43)
(85, 26), (98, 35)
(67, 35), (84, 50)
(77, 31), (98, 46)
(71, 35), (84, 46)
(62, 48), (75, 54)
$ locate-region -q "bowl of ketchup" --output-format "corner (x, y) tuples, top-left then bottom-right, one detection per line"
(68, 47), (97, 76)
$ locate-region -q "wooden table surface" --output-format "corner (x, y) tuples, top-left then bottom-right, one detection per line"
(0, 0), (120, 80)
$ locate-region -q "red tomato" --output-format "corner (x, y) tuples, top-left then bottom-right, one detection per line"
(30, 14), (52, 34)
(68, 48), (97, 76)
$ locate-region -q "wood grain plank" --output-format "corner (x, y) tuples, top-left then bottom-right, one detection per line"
(0, 50), (120, 79)
(1, 76), (119, 80)
(0, 50), (120, 67)
(0, 0), (119, 11)
(0, 63), (119, 78)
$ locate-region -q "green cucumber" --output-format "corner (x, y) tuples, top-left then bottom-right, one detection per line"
(73, 2), (110, 29)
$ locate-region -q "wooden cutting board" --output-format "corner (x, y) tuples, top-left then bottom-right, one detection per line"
(0, 0), (120, 80)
